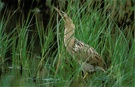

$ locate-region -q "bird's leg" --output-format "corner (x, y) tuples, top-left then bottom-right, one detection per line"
(83, 72), (89, 79)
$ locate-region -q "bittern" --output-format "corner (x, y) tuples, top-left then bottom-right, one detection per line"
(54, 7), (107, 79)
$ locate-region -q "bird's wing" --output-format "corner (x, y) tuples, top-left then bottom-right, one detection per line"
(72, 39), (107, 71)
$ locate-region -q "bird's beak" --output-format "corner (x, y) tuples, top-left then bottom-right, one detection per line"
(54, 7), (66, 19)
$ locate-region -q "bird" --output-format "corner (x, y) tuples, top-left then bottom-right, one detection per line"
(54, 7), (107, 79)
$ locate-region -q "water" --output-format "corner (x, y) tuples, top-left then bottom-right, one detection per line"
(0, 68), (60, 87)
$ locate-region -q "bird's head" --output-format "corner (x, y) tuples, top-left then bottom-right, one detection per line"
(54, 7), (73, 25)
(54, 7), (75, 40)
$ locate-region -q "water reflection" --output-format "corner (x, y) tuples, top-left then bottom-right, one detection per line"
(0, 69), (59, 87)
(0, 69), (35, 87)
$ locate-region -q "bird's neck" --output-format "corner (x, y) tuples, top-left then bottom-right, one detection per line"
(64, 27), (75, 47)
(63, 15), (75, 47)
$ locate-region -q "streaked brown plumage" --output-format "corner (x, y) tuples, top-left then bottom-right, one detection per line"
(54, 7), (107, 79)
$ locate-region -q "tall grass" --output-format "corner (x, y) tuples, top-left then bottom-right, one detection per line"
(0, 0), (135, 87)
(53, 1), (135, 87)
(0, 9), (16, 73)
